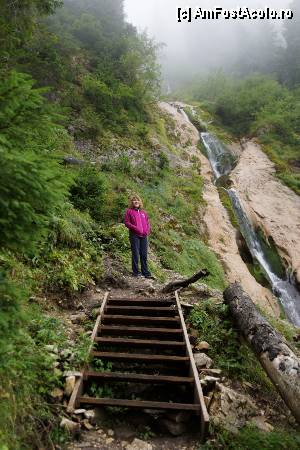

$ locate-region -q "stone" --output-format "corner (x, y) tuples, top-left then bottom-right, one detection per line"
(64, 376), (75, 397)
(60, 417), (80, 434)
(70, 313), (86, 324)
(196, 341), (210, 351)
(106, 437), (114, 445)
(209, 383), (259, 433)
(125, 439), (152, 450)
(165, 411), (192, 423)
(202, 376), (220, 383)
(114, 424), (136, 441)
(161, 418), (187, 436)
(82, 419), (94, 430)
(250, 416), (274, 433)
(50, 388), (64, 401)
(200, 368), (222, 376)
(194, 352), (213, 369)
(74, 409), (86, 415)
(84, 409), (95, 420)
(107, 429), (114, 437)
(64, 370), (81, 378)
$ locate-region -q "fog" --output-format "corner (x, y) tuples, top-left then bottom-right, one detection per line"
(124, 0), (292, 87)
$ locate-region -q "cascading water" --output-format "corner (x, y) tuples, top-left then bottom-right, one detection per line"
(228, 188), (300, 325)
(201, 132), (235, 179)
(178, 106), (300, 325)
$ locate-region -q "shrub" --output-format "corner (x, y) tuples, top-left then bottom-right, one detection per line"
(70, 165), (107, 222)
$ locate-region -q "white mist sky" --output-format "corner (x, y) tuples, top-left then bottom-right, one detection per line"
(124, 0), (292, 84)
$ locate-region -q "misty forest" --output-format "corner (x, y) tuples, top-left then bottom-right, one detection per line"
(1, 0), (300, 449)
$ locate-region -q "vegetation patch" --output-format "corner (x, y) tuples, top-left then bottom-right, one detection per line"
(189, 300), (273, 389)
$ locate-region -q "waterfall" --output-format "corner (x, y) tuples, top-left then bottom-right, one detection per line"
(228, 188), (300, 326)
(177, 103), (300, 324)
(201, 132), (235, 178)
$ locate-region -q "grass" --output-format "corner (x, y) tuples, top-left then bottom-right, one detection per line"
(188, 300), (273, 389)
(202, 424), (300, 450)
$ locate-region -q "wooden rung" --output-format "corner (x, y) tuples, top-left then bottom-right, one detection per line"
(107, 298), (175, 303)
(105, 306), (177, 316)
(79, 397), (201, 411)
(83, 371), (193, 384)
(95, 337), (185, 348)
(91, 351), (189, 364)
(99, 325), (183, 339)
(102, 315), (180, 325)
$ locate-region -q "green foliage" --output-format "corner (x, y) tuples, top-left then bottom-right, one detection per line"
(0, 275), (67, 449)
(39, 206), (104, 293)
(203, 424), (300, 450)
(89, 382), (114, 399)
(0, 0), (62, 65)
(155, 237), (226, 291)
(189, 300), (273, 388)
(70, 165), (107, 222)
(0, 71), (71, 252)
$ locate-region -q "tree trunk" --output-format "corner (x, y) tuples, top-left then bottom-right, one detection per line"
(161, 269), (209, 293)
(224, 282), (300, 424)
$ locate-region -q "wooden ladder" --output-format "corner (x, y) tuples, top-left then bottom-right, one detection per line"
(68, 291), (209, 440)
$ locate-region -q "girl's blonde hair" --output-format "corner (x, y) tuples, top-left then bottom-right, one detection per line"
(129, 194), (143, 209)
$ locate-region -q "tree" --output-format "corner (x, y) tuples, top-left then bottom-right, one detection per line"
(0, 0), (62, 66)
(0, 71), (70, 252)
(281, 0), (300, 87)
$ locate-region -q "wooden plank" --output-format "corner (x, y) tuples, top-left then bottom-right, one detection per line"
(83, 371), (194, 384)
(95, 337), (185, 348)
(102, 315), (180, 326)
(67, 375), (83, 413)
(175, 291), (209, 440)
(107, 298), (175, 304)
(91, 291), (109, 344)
(79, 397), (201, 411)
(68, 291), (109, 413)
(105, 306), (177, 316)
(91, 351), (189, 364)
(99, 325), (183, 339)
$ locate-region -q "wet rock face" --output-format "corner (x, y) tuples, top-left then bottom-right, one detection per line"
(230, 140), (300, 286)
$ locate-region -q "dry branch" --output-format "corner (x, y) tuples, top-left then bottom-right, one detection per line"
(161, 269), (209, 293)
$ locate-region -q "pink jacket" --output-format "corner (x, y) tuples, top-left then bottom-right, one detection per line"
(124, 208), (151, 237)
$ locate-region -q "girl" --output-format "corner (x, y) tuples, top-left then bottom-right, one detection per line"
(124, 195), (153, 278)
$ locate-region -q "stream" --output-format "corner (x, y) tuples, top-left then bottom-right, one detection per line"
(187, 115), (300, 325)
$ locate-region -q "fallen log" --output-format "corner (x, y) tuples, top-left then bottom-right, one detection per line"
(224, 282), (300, 424)
(161, 269), (209, 294)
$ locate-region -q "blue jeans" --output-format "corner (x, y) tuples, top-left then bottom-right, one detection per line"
(129, 232), (151, 276)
